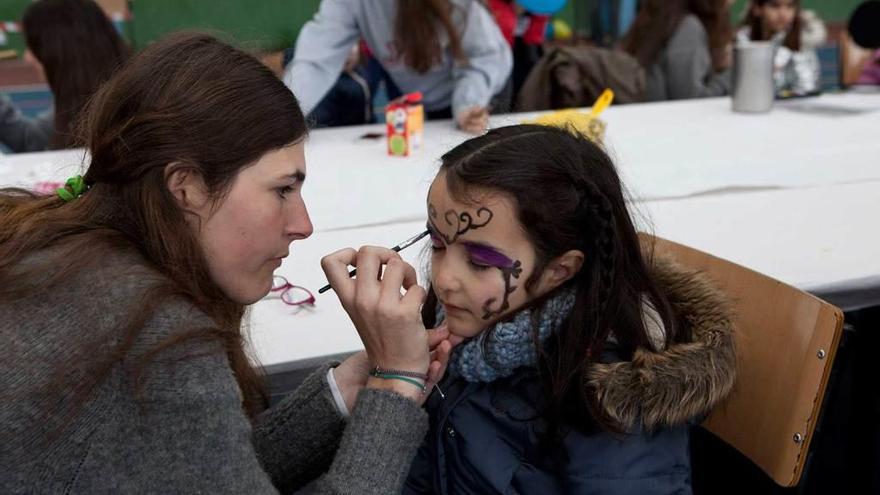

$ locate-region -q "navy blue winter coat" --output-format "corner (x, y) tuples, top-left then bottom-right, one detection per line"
(403, 258), (737, 495)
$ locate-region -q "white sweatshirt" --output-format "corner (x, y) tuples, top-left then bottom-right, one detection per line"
(284, 0), (513, 121)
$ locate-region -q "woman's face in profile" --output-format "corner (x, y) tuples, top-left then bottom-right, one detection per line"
(195, 141), (313, 304)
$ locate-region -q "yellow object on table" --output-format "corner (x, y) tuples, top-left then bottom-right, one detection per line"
(524, 89), (614, 144)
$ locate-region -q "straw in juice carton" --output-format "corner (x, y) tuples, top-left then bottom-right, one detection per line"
(386, 92), (424, 157)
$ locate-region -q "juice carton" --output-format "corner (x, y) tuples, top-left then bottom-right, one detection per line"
(385, 92), (424, 157)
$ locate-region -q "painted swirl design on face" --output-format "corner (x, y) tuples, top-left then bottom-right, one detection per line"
(481, 260), (523, 320)
(429, 203), (494, 245)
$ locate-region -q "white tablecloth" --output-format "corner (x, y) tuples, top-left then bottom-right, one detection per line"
(250, 179), (880, 370)
(3, 93), (879, 232)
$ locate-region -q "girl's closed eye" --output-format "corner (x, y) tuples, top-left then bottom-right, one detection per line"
(467, 258), (491, 271)
(463, 242), (514, 271)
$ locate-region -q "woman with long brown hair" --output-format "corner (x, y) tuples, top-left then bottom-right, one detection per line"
(622, 0), (734, 101)
(0, 0), (129, 153)
(0, 32), (455, 493)
(284, 0), (512, 134)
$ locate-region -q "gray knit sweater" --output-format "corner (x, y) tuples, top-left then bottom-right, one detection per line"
(0, 250), (427, 494)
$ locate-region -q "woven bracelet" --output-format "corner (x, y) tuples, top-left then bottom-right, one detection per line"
(371, 366), (428, 381)
(372, 373), (427, 393)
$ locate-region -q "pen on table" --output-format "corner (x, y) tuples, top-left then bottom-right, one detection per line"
(317, 229), (431, 294)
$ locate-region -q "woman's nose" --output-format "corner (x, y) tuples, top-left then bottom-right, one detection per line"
(286, 197), (313, 240)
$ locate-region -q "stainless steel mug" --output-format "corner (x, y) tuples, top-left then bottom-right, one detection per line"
(732, 41), (776, 113)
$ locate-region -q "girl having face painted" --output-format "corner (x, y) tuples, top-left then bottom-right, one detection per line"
(404, 124), (738, 494)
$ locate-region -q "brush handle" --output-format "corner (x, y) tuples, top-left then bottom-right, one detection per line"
(316, 230), (428, 294)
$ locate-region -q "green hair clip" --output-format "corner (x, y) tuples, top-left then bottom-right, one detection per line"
(56, 175), (89, 202)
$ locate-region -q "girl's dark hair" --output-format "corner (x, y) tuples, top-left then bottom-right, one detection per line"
(422, 124), (687, 436)
(0, 32), (308, 423)
(622, 0), (732, 72)
(394, 0), (466, 73)
(742, 0), (802, 51)
(23, 0), (130, 149)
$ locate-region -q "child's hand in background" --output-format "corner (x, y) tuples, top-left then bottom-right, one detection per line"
(456, 106), (489, 134)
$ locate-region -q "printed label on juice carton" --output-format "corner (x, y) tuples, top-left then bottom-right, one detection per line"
(386, 92), (424, 157)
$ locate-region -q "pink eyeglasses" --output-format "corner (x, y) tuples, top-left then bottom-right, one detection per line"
(269, 275), (316, 306)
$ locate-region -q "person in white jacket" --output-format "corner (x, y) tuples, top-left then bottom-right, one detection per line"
(284, 0), (512, 134)
(737, 0), (827, 95)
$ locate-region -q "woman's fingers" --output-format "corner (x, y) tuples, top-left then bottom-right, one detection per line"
(426, 340), (453, 391)
(378, 256), (418, 302)
(447, 333), (465, 347)
(320, 248), (358, 302)
(352, 246), (401, 310)
(427, 324), (449, 348)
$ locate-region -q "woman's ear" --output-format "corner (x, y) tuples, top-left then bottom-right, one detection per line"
(537, 249), (585, 294)
(164, 162), (209, 212)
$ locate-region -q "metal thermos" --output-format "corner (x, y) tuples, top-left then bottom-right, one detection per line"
(732, 41), (776, 113)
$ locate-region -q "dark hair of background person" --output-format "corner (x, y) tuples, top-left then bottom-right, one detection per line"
(0, 32), (308, 432)
(848, 1), (880, 48)
(741, 0), (803, 51)
(421, 124), (688, 440)
(395, 0), (466, 73)
(22, 0), (130, 149)
(621, 0), (733, 72)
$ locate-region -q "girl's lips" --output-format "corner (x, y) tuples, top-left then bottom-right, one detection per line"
(443, 302), (468, 314)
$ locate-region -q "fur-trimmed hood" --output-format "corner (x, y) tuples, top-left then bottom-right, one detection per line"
(587, 257), (737, 431)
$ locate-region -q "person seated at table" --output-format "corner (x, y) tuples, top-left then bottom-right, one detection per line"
(284, 0), (513, 134)
(621, 0), (734, 101)
(403, 124), (737, 493)
(0, 0), (129, 153)
(0, 32), (457, 494)
(736, 0), (827, 95)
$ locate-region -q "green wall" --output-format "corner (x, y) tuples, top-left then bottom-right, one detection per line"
(126, 0), (865, 49)
(732, 0), (863, 23)
(0, 0), (868, 54)
(128, 0), (319, 51)
(0, 0), (133, 55)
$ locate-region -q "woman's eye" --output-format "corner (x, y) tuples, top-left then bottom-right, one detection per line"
(277, 185), (295, 198)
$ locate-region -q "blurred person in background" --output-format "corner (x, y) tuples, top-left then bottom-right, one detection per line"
(0, 0), (129, 153)
(622, 0), (734, 101)
(737, 0), (827, 95)
(284, 0), (512, 134)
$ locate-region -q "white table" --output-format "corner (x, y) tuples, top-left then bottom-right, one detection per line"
(3, 93), (879, 232)
(250, 179), (880, 371)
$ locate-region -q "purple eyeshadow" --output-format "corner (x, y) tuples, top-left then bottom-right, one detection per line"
(463, 242), (514, 268)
